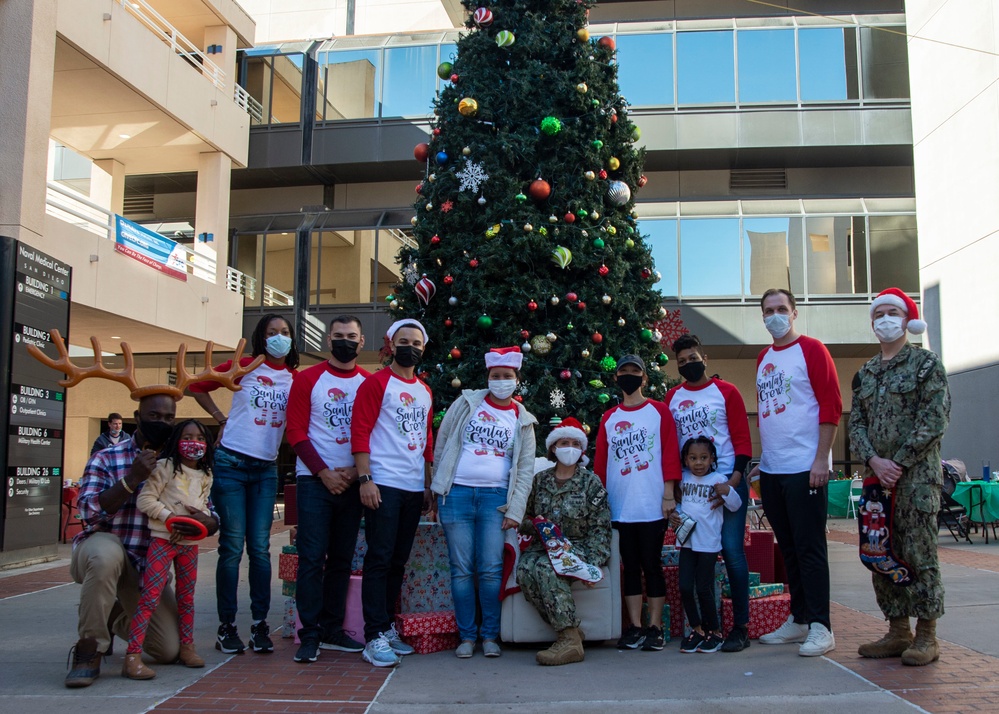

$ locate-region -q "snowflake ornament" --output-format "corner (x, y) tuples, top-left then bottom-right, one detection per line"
(654, 309), (689, 349)
(550, 388), (566, 409)
(402, 261), (420, 285)
(456, 159), (489, 193)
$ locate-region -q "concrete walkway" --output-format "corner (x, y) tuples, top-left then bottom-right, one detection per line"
(2, 519), (997, 713)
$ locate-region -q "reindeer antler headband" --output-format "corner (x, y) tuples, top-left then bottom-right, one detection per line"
(27, 329), (265, 401)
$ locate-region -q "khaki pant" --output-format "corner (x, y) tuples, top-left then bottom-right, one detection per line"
(70, 532), (180, 662)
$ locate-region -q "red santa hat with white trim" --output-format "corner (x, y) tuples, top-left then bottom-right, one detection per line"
(545, 416), (588, 453)
(869, 288), (926, 335)
(484, 346), (523, 370)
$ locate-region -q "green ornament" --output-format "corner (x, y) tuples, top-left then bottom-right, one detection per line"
(577, 209), (588, 219)
(627, 226), (635, 234)
(599, 356), (617, 372)
(593, 237), (605, 249)
(591, 99), (600, 107)
(437, 62), (453, 80)
(631, 126), (642, 141)
(588, 379), (605, 388)
(625, 238), (636, 249)
(592, 139), (603, 149)
(566, 323), (574, 331)
(656, 353), (669, 366)
(540, 116), (562, 135)
(538, 227), (548, 236)
(640, 328), (654, 342)
(477, 314), (494, 329)
(433, 409), (447, 429)
(515, 193), (527, 203)
(385, 294), (395, 302)
(598, 393), (610, 404)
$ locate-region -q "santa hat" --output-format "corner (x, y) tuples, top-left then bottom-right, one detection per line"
(386, 319), (429, 344)
(545, 417), (588, 453)
(869, 288), (926, 335)
(485, 346), (523, 370)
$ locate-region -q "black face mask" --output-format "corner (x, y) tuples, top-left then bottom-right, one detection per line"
(330, 338), (360, 364)
(393, 345), (423, 368)
(678, 361), (707, 383)
(139, 419), (173, 450)
(616, 373), (644, 396)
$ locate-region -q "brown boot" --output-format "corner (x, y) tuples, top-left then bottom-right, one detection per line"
(901, 618), (940, 666)
(65, 637), (101, 688)
(122, 653), (157, 680)
(858, 617), (912, 658)
(178, 642), (205, 668)
(536, 626), (585, 666)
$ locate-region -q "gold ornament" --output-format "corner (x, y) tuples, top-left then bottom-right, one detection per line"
(608, 157), (620, 170)
(577, 27), (590, 42)
(458, 97), (479, 117)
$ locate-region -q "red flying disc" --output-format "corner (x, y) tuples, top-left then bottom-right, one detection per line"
(165, 515), (209, 541)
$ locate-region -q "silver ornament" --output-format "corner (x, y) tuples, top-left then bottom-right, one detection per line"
(607, 180), (631, 206)
(550, 296), (560, 306)
(449, 296), (459, 306)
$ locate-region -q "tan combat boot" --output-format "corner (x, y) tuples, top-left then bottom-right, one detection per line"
(901, 618), (940, 666)
(858, 616), (912, 658)
(122, 653), (156, 680)
(536, 626), (585, 666)
(178, 642), (205, 668)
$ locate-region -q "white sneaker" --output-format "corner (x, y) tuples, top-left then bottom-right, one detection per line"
(799, 623), (835, 657)
(362, 635), (400, 668)
(384, 623), (415, 656)
(758, 616), (809, 645)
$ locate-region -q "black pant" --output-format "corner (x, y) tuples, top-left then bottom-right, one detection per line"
(679, 548), (719, 631)
(614, 519), (667, 598)
(360, 485), (424, 642)
(760, 470), (831, 629)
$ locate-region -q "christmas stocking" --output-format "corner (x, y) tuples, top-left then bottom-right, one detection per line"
(532, 516), (604, 584)
(857, 476), (913, 586)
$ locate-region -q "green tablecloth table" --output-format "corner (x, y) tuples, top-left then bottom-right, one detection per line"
(827, 479), (853, 518)
(952, 481), (999, 524)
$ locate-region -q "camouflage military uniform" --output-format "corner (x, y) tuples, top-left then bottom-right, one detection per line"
(517, 466), (612, 631)
(849, 343), (950, 620)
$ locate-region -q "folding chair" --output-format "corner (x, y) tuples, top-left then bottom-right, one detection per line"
(939, 460), (972, 543)
(846, 478), (863, 519)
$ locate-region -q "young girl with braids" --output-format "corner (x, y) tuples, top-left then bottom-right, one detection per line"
(125, 420), (215, 679)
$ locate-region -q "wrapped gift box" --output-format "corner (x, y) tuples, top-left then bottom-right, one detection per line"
(721, 592), (791, 639)
(664, 560), (725, 638)
(721, 583), (785, 599)
(663, 529), (677, 547)
(282, 544), (297, 554)
(395, 610), (458, 637)
(640, 602), (671, 642)
(278, 552), (298, 582)
(282, 580), (296, 597)
(282, 597), (297, 638)
(661, 546), (680, 567)
(400, 523), (453, 613)
(405, 632), (461, 654)
(745, 531), (775, 583)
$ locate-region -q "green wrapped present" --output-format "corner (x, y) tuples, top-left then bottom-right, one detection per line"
(281, 544), (297, 554)
(282, 580), (296, 597)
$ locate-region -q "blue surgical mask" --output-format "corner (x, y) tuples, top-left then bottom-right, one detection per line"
(266, 333), (292, 358)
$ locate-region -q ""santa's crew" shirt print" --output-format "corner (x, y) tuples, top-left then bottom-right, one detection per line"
(453, 396), (518, 488)
(665, 378), (752, 476)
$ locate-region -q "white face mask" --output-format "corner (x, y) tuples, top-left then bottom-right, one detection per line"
(873, 315), (905, 343)
(266, 333), (292, 358)
(488, 379), (517, 400)
(764, 313), (792, 339)
(555, 446), (582, 466)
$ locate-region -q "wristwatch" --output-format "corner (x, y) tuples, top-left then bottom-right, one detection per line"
(358, 474), (373, 485)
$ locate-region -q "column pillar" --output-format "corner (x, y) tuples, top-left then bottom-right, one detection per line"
(91, 159), (125, 215)
(194, 152), (232, 285)
(204, 25), (238, 95)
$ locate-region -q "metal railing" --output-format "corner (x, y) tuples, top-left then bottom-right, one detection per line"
(234, 84), (264, 123)
(225, 266), (294, 306)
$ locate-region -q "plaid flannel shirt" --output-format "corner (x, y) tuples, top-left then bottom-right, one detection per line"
(76, 436), (217, 573)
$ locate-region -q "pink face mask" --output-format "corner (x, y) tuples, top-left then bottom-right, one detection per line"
(178, 439), (207, 461)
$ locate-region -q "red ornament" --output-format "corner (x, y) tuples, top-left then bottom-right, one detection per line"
(592, 332), (604, 344)
(638, 175), (648, 187)
(414, 143), (430, 162)
(450, 348), (462, 360)
(560, 369), (572, 381)
(444, 275), (454, 285)
(450, 73), (459, 83)
(527, 300), (538, 311)
(565, 292), (578, 302)
(469, 258), (479, 268)
(641, 267), (652, 279)
(415, 183), (423, 194)
(433, 128), (442, 136)
(430, 234), (441, 245)
(598, 264), (610, 277)
(564, 212), (576, 224)
(528, 179), (552, 201)
(598, 36), (616, 51)
(441, 200), (454, 213)
(610, 113), (618, 124)
(598, 170), (608, 180)
(513, 395), (523, 402)
(445, 318), (453, 327)
(577, 301), (587, 311)
(520, 329), (530, 339)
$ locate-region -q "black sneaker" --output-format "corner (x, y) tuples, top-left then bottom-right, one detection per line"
(616, 625), (646, 650)
(216, 622), (245, 654)
(679, 631), (704, 653)
(320, 629), (365, 653)
(294, 639), (320, 663)
(721, 625), (751, 653)
(641, 626), (665, 651)
(698, 632), (724, 653)
(250, 620), (274, 653)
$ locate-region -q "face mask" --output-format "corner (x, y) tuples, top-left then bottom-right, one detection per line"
(330, 338), (360, 364)
(616, 373), (643, 396)
(109, 427), (122, 437)
(488, 379), (517, 400)
(265, 333), (292, 358)
(393, 345), (422, 368)
(678, 361), (706, 383)
(764, 313), (792, 339)
(178, 440), (207, 462)
(139, 419), (174, 450)
(873, 315), (905, 343)
(555, 446), (582, 466)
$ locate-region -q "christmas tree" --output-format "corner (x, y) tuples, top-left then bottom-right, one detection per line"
(392, 0), (673, 443)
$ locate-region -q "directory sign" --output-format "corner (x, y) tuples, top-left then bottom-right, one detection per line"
(0, 238), (71, 551)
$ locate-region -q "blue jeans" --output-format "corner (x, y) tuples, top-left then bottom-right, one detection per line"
(360, 485), (424, 642)
(211, 445), (278, 623)
(295, 475), (363, 643)
(721, 477), (750, 628)
(438, 485), (507, 641)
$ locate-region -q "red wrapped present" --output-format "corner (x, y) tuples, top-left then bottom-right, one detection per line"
(745, 530), (775, 583)
(278, 552), (298, 582)
(663, 565), (684, 637)
(721, 592), (790, 639)
(284, 484), (297, 526)
(663, 528), (676, 546)
(394, 610), (458, 637)
(404, 632), (461, 654)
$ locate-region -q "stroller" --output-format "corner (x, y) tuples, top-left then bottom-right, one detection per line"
(940, 459), (972, 543)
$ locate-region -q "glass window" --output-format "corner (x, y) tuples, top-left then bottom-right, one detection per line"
(320, 50), (380, 120)
(860, 26), (909, 99)
(803, 216), (865, 294)
(382, 45), (437, 117)
(743, 217), (805, 296)
(869, 215), (918, 292)
(310, 229), (374, 305)
(799, 28), (856, 101)
(262, 232), (297, 306)
(616, 33), (674, 107)
(679, 218), (741, 296)
(737, 29), (796, 103)
(643, 219), (678, 297)
(233, 233), (263, 307)
(677, 31), (735, 104)
(265, 54), (306, 124)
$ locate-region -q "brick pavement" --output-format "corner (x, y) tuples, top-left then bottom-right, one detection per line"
(0, 564), (71, 599)
(827, 527), (999, 573)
